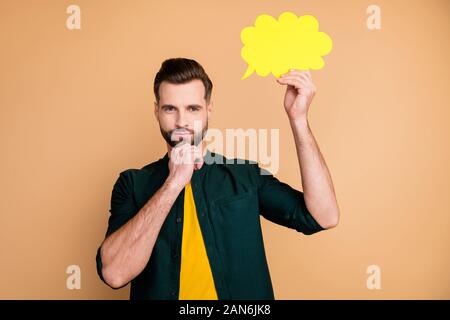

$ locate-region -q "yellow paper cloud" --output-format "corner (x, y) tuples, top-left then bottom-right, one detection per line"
(240, 12), (333, 79)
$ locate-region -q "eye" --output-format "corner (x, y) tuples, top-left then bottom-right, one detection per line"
(189, 106), (200, 112)
(164, 106), (175, 112)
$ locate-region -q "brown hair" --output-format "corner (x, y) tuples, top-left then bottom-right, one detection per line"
(153, 58), (213, 103)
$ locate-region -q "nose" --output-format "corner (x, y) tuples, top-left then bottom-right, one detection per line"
(175, 109), (189, 128)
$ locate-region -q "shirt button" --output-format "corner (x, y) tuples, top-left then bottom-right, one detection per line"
(172, 252), (178, 259)
(176, 217), (182, 223)
(171, 291), (176, 297)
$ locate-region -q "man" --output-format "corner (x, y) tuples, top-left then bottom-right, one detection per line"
(96, 58), (340, 300)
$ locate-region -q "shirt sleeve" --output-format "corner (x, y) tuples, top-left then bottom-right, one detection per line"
(104, 169), (138, 237)
(254, 164), (325, 235)
(96, 169), (138, 286)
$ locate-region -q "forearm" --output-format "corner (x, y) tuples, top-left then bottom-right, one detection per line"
(289, 117), (340, 229)
(100, 177), (183, 288)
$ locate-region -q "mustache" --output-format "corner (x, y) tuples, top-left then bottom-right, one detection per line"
(170, 129), (194, 143)
(160, 121), (208, 147)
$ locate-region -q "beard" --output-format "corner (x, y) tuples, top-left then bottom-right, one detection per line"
(159, 120), (208, 148)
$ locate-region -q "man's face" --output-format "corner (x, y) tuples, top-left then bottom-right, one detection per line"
(154, 79), (212, 147)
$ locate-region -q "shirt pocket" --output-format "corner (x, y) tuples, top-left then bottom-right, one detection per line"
(212, 190), (256, 207)
(210, 189), (261, 240)
(209, 189), (266, 283)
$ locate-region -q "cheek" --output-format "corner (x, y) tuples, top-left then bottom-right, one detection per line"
(194, 112), (208, 123)
(158, 113), (175, 129)
(189, 114), (206, 128)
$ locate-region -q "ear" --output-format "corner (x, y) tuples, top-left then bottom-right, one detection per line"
(153, 101), (159, 120)
(207, 100), (213, 120)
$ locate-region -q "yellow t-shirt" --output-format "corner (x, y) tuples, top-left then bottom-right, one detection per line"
(178, 182), (218, 300)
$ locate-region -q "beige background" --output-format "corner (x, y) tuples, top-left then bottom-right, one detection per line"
(0, 0), (449, 299)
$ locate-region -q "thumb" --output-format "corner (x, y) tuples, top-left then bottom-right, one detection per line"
(194, 155), (204, 170)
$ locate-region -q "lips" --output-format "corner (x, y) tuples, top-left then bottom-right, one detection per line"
(173, 130), (192, 135)
(171, 130), (193, 143)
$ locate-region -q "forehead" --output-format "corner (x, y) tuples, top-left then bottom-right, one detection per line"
(158, 79), (206, 105)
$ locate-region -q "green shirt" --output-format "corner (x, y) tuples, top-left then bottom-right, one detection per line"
(96, 150), (324, 299)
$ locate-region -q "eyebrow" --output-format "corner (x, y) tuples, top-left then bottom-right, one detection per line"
(160, 104), (203, 109)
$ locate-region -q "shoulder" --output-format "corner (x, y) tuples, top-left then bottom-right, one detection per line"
(112, 157), (165, 190)
(206, 152), (266, 184)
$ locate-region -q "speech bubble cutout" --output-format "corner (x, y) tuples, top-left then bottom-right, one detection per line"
(240, 12), (333, 79)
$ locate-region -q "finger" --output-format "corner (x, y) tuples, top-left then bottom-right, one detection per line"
(194, 159), (204, 170)
(171, 148), (183, 165)
(282, 69), (305, 77)
(305, 70), (312, 80)
(171, 149), (183, 165)
(283, 72), (311, 84)
(287, 69), (301, 76)
(170, 146), (181, 160)
(172, 144), (191, 165)
(194, 151), (204, 170)
(276, 77), (307, 89)
(279, 75), (308, 85)
(278, 75), (312, 89)
(297, 72), (311, 83)
(194, 148), (204, 164)
(191, 146), (204, 169)
(283, 69), (311, 82)
(185, 146), (198, 163)
(174, 137), (190, 148)
(179, 149), (193, 165)
(183, 146), (202, 165)
(194, 145), (203, 157)
(279, 68), (301, 77)
(174, 142), (191, 155)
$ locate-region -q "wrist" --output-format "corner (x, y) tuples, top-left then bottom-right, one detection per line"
(164, 176), (185, 193)
(289, 116), (309, 129)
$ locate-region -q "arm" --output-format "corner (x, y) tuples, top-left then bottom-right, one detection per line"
(276, 70), (340, 229)
(100, 177), (183, 289)
(100, 143), (204, 288)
